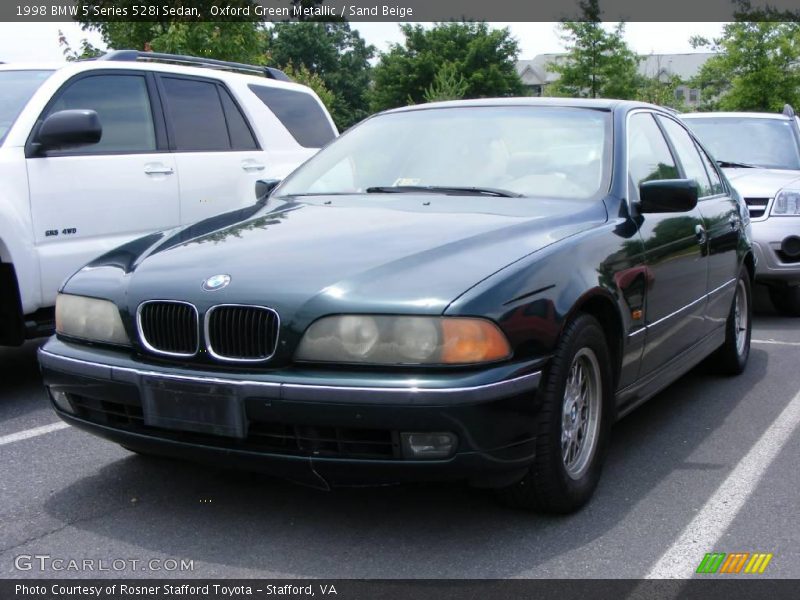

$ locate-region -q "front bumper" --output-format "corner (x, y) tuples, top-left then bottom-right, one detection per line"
(751, 219), (800, 283)
(39, 338), (545, 489)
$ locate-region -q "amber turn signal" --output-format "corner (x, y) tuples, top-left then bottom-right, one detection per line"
(440, 318), (512, 364)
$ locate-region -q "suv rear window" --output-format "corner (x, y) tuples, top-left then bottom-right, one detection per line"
(248, 84), (335, 149)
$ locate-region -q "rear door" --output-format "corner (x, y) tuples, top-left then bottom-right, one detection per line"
(26, 71), (179, 305)
(628, 111), (708, 376)
(156, 74), (265, 225)
(657, 115), (741, 334)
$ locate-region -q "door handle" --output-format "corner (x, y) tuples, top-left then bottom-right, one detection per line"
(241, 161), (266, 172)
(695, 224), (707, 245)
(144, 165), (174, 175)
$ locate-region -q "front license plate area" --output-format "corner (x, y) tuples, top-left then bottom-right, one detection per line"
(142, 378), (245, 439)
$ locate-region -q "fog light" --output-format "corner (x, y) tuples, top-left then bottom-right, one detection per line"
(49, 389), (74, 414)
(400, 432), (457, 459)
(781, 236), (800, 258)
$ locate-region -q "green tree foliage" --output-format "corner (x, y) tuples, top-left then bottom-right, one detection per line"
(369, 22), (524, 112)
(549, 0), (641, 99)
(731, 0), (800, 25)
(58, 29), (103, 61)
(76, 0), (270, 63)
(634, 56), (688, 110)
(267, 22), (374, 129)
(690, 20), (800, 112)
(77, 21), (268, 64)
(423, 62), (469, 103)
(636, 73), (687, 110)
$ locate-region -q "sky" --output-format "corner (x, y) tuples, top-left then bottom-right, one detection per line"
(0, 22), (726, 64)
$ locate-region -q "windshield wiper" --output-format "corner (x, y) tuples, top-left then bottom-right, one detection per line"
(281, 192), (359, 197)
(365, 185), (523, 198)
(716, 160), (759, 169)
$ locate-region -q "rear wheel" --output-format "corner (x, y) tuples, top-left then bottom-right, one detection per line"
(496, 314), (612, 514)
(769, 284), (800, 317)
(711, 268), (752, 375)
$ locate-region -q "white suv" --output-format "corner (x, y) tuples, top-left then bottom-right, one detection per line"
(0, 51), (337, 345)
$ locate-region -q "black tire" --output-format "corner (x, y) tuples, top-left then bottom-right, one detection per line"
(769, 284), (800, 317)
(496, 313), (613, 514)
(711, 268), (752, 375)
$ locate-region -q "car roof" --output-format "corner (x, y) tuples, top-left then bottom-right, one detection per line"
(682, 112), (792, 121)
(0, 59), (306, 93)
(382, 97), (669, 115)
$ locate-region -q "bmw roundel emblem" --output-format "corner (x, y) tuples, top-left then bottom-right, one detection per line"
(202, 274), (231, 291)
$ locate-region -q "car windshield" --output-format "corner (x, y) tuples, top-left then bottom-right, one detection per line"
(0, 70), (53, 145)
(684, 116), (800, 170)
(276, 106), (612, 201)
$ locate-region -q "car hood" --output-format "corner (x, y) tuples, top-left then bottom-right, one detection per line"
(723, 168), (800, 198)
(67, 195), (606, 322)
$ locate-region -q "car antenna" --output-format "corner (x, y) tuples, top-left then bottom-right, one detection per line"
(783, 104), (796, 118)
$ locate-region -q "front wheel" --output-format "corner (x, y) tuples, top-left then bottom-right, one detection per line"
(710, 268), (752, 375)
(496, 314), (612, 514)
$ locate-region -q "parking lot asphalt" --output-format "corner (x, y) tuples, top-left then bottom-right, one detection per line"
(1, 287), (798, 579)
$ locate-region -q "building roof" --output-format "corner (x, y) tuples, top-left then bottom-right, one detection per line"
(638, 53), (716, 81)
(516, 52), (716, 86)
(516, 54), (566, 86)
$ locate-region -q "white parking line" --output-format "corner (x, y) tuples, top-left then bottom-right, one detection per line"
(645, 387), (800, 578)
(0, 422), (70, 446)
(752, 339), (800, 347)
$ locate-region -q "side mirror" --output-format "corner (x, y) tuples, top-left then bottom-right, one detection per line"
(255, 179), (281, 203)
(37, 109), (102, 151)
(639, 179), (698, 213)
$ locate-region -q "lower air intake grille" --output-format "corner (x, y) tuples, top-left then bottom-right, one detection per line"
(206, 305), (279, 361)
(138, 301), (199, 356)
(67, 393), (400, 460)
(744, 197), (770, 219)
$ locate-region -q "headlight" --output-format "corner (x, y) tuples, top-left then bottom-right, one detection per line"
(772, 188), (800, 215)
(295, 315), (512, 365)
(55, 294), (130, 345)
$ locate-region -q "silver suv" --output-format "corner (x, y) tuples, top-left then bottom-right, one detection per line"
(683, 107), (800, 315)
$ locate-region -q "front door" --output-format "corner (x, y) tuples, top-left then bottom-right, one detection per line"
(628, 111), (708, 377)
(27, 71), (179, 305)
(657, 115), (741, 333)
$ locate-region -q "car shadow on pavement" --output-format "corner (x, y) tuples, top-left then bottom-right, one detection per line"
(38, 343), (779, 578)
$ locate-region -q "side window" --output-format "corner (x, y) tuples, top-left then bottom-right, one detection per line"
(219, 87), (258, 151)
(46, 74), (156, 153)
(161, 77), (229, 151)
(694, 142), (725, 196)
(627, 112), (679, 194)
(248, 84), (336, 149)
(658, 116), (714, 198)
